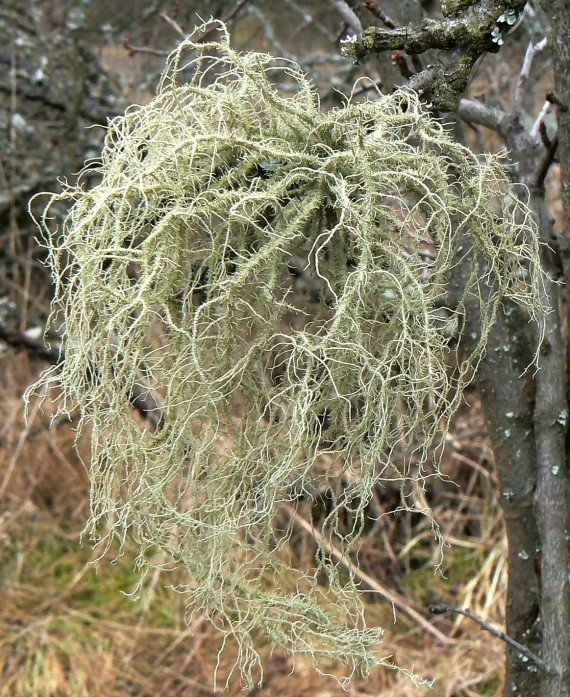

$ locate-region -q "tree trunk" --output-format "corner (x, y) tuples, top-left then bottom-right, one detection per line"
(541, 0), (570, 298)
(449, 245), (542, 694)
(476, 306), (542, 695)
(530, 6), (570, 692)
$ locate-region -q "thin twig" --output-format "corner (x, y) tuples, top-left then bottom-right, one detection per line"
(160, 12), (186, 39)
(123, 38), (168, 57)
(391, 50), (413, 80)
(530, 100), (551, 140)
(513, 38), (547, 114)
(361, 0), (397, 28)
(222, 0), (250, 26)
(125, 1), (250, 58)
(281, 502), (452, 643)
(428, 605), (548, 672)
(539, 119), (553, 149)
(283, 0), (337, 42)
(329, 0), (363, 34)
(196, 0), (250, 43)
(535, 133), (559, 190)
(246, 6), (297, 61)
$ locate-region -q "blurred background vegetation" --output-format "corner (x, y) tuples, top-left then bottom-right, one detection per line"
(0, 1), (556, 695)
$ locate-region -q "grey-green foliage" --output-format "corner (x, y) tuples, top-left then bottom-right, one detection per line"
(30, 20), (544, 687)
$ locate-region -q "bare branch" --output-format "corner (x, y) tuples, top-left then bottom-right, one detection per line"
(329, 0), (363, 34)
(0, 322), (162, 427)
(407, 65), (438, 97)
(340, 0), (528, 110)
(535, 133), (558, 191)
(456, 97), (510, 133)
(428, 606), (548, 672)
(125, 1), (251, 58)
(160, 12), (186, 39)
(514, 38), (547, 113)
(123, 38), (168, 57)
(344, 0), (397, 27)
(530, 99), (552, 139)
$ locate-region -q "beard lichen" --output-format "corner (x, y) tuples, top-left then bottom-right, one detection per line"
(30, 20), (545, 688)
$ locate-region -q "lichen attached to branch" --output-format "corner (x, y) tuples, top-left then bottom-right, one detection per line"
(340, 0), (528, 110)
(30, 20), (544, 687)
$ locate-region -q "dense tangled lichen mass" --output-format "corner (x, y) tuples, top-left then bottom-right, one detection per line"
(31, 21), (544, 687)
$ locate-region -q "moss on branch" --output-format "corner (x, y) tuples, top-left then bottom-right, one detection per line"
(341, 0), (528, 110)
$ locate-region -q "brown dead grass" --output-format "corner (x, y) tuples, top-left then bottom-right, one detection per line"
(0, 350), (506, 697)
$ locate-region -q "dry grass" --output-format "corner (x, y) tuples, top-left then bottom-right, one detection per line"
(0, 351), (506, 696)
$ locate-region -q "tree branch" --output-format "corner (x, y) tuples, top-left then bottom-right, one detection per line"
(340, 0), (528, 110)
(428, 606), (548, 672)
(329, 0), (363, 34)
(456, 97), (510, 133)
(0, 322), (162, 427)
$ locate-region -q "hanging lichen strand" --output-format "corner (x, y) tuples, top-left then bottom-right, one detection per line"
(32, 21), (544, 687)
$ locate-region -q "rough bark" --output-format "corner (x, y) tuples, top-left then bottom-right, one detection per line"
(541, 4), (570, 693)
(449, 21), (570, 690)
(337, 0), (570, 691)
(449, 245), (542, 694)
(541, 1), (570, 297)
(513, 54), (570, 691)
(340, 0), (528, 109)
(530, 163), (570, 696)
(539, 0), (570, 559)
(474, 308), (543, 694)
(458, 90), (570, 696)
(532, 240), (570, 697)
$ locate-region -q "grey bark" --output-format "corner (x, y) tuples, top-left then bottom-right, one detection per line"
(458, 96), (570, 696)
(516, 5), (570, 687)
(473, 307), (543, 693)
(449, 240), (542, 694)
(540, 4), (570, 694)
(540, 1), (570, 297)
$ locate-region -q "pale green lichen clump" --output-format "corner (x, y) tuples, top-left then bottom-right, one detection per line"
(31, 21), (544, 687)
